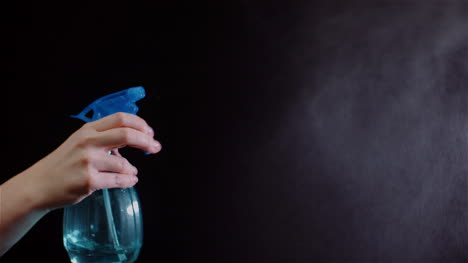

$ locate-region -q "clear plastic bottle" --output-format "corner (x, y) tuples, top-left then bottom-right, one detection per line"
(63, 187), (143, 263)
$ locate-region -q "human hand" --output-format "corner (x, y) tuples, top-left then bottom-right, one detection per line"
(19, 112), (161, 211)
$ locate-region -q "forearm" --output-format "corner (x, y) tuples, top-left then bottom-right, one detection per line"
(0, 172), (49, 256)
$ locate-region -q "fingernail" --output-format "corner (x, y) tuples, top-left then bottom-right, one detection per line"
(152, 141), (161, 151)
(133, 176), (139, 183)
(148, 127), (155, 137)
(133, 166), (138, 175)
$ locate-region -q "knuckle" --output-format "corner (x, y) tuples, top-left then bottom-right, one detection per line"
(114, 174), (124, 188)
(79, 149), (95, 168)
(117, 158), (128, 172)
(146, 135), (154, 146)
(82, 122), (93, 130)
(114, 112), (128, 126)
(79, 171), (94, 192)
(120, 128), (134, 142)
(75, 131), (96, 148)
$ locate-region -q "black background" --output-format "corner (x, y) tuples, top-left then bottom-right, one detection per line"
(4, 0), (468, 262)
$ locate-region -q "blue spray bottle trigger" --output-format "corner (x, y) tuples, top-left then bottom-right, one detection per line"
(71, 86), (151, 154)
(71, 86), (145, 122)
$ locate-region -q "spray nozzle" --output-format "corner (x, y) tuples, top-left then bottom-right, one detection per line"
(71, 86), (146, 123)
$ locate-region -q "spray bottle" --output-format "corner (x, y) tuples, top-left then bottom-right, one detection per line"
(63, 87), (146, 263)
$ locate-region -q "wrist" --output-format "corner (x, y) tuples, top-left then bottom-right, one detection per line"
(16, 170), (51, 215)
(0, 172), (50, 256)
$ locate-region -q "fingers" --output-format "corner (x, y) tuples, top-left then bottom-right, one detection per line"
(93, 154), (137, 175)
(77, 113), (160, 191)
(93, 172), (138, 190)
(86, 149), (139, 191)
(96, 128), (162, 153)
(89, 112), (154, 137)
(83, 112), (162, 154)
